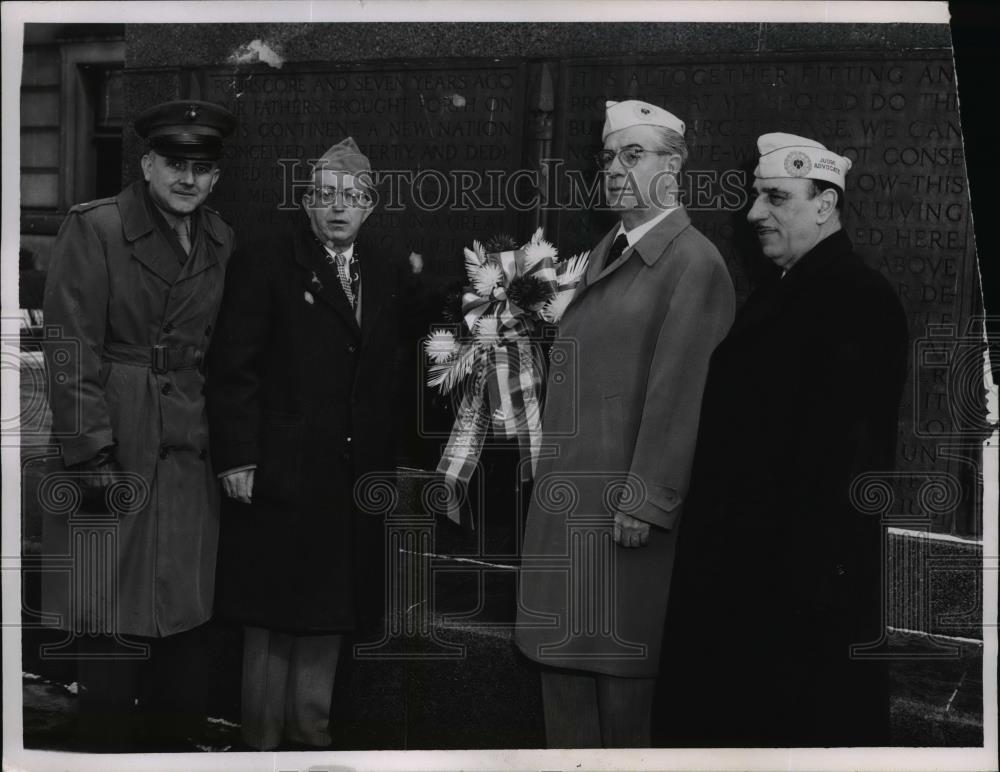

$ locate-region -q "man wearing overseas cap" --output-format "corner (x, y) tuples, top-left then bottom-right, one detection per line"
(514, 99), (735, 747)
(207, 137), (407, 750)
(658, 133), (908, 746)
(42, 99), (237, 749)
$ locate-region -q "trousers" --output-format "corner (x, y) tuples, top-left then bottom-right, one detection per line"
(240, 626), (343, 750)
(540, 667), (656, 747)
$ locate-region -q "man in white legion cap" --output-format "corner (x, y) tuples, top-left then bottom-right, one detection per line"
(207, 137), (405, 749)
(659, 132), (909, 746)
(515, 99), (735, 747)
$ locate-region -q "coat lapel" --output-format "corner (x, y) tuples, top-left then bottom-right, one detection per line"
(176, 208), (226, 281)
(573, 206), (693, 305)
(358, 248), (385, 348)
(729, 229), (852, 339)
(292, 224), (361, 337)
(119, 181), (182, 285)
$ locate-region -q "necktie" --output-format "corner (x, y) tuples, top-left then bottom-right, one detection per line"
(175, 218), (192, 256)
(333, 251), (358, 309)
(603, 232), (630, 269)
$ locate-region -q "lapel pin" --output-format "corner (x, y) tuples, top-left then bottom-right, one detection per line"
(304, 291), (314, 304)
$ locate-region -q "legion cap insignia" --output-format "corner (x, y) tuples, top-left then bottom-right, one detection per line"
(784, 150), (812, 177)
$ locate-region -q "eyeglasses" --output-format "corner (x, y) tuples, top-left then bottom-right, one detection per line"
(311, 186), (373, 208)
(594, 145), (673, 170)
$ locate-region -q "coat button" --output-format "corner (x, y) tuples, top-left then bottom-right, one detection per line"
(199, 449), (208, 460)
(346, 436), (352, 444)
(205, 325), (212, 336)
(159, 446), (169, 459)
(163, 322), (175, 334)
(347, 344), (357, 354)
(161, 382), (172, 395)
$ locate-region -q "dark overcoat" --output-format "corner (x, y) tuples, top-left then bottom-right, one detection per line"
(42, 179), (234, 637)
(514, 208), (736, 678)
(206, 217), (400, 634)
(657, 229), (909, 746)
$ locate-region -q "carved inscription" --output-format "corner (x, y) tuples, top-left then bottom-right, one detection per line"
(556, 57), (976, 532)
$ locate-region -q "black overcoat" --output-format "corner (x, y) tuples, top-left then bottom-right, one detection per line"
(206, 217), (400, 634)
(656, 229), (908, 747)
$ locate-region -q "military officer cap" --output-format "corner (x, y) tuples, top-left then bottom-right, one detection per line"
(754, 132), (852, 189)
(602, 99), (686, 141)
(134, 100), (237, 161)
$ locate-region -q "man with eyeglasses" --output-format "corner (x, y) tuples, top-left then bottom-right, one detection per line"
(42, 99), (237, 749)
(514, 99), (735, 747)
(206, 137), (405, 750)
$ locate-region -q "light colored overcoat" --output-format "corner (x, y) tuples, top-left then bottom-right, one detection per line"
(515, 206), (735, 677)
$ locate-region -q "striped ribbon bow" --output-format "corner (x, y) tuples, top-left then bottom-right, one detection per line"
(432, 228), (589, 526)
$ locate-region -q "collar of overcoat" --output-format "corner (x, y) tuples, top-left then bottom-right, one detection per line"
(728, 227), (854, 338)
(117, 179), (228, 284)
(574, 205), (692, 303)
(291, 218), (373, 340)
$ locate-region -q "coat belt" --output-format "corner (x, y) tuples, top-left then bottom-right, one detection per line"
(102, 342), (204, 374)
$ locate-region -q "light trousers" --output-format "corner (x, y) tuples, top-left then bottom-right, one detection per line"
(240, 625), (342, 750)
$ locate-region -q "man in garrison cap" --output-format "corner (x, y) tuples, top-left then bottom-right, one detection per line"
(514, 99), (736, 747)
(42, 99), (237, 749)
(657, 133), (908, 746)
(206, 137), (407, 750)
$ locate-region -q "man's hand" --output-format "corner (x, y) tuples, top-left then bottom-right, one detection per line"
(221, 468), (255, 504)
(68, 446), (123, 513)
(613, 511), (650, 548)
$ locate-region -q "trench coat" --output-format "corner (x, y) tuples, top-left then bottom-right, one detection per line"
(205, 217), (401, 635)
(514, 207), (735, 678)
(42, 179), (234, 638)
(656, 229), (908, 746)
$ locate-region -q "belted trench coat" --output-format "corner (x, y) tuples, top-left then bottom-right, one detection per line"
(42, 179), (234, 638)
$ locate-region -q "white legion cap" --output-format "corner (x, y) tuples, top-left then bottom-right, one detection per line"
(754, 132), (852, 188)
(602, 99), (685, 141)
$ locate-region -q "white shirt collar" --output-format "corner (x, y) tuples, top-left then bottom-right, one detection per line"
(616, 206), (679, 247)
(322, 242), (355, 260)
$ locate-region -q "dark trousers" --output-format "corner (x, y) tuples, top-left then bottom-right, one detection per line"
(75, 624), (210, 750)
(540, 667), (656, 748)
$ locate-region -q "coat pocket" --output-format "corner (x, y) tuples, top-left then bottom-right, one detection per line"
(253, 413), (305, 506)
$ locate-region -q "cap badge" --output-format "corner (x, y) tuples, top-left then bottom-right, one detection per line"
(184, 105), (199, 122)
(784, 150), (812, 177)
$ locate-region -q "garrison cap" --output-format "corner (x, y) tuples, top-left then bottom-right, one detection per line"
(754, 132), (852, 189)
(311, 136), (373, 188)
(602, 99), (685, 141)
(134, 100), (237, 161)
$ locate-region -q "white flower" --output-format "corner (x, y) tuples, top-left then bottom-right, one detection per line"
(540, 291), (574, 323)
(522, 238), (557, 270)
(464, 247), (483, 283)
(557, 251), (590, 287)
(425, 329), (459, 364)
(475, 316), (500, 344)
(472, 262), (503, 297)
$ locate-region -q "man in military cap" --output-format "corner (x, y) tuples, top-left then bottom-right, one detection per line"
(514, 99), (735, 747)
(207, 137), (405, 750)
(42, 99), (237, 749)
(658, 133), (908, 746)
